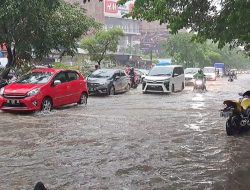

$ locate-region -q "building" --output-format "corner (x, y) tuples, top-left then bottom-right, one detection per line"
(66, 0), (140, 53)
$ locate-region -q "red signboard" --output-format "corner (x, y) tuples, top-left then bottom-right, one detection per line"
(104, 0), (134, 18)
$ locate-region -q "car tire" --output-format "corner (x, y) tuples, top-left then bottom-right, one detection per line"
(78, 92), (88, 105)
(125, 84), (130, 92)
(171, 84), (175, 93)
(41, 97), (52, 112)
(109, 85), (115, 95)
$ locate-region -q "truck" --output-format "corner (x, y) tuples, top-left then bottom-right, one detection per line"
(214, 63), (225, 77)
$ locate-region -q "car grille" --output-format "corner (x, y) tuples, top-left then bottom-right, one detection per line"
(146, 85), (163, 91)
(88, 83), (101, 87)
(147, 80), (164, 84)
(3, 94), (26, 99)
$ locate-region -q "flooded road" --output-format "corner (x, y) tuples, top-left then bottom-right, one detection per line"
(1, 75), (250, 190)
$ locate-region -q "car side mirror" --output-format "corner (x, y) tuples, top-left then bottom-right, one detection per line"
(115, 76), (120, 80)
(173, 73), (179, 77)
(53, 80), (61, 86)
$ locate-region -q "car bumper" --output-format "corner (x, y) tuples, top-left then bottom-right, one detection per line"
(0, 95), (42, 111)
(88, 87), (109, 95)
(142, 82), (170, 93)
(206, 76), (216, 81)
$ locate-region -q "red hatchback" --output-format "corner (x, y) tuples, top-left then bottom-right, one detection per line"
(0, 68), (88, 112)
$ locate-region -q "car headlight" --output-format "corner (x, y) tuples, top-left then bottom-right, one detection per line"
(27, 88), (40, 97)
(0, 87), (5, 95)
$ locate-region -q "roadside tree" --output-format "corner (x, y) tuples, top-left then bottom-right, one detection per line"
(80, 27), (124, 67)
(0, 0), (98, 78)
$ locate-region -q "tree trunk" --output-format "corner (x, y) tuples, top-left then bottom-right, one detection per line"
(97, 60), (101, 69)
(0, 44), (15, 79)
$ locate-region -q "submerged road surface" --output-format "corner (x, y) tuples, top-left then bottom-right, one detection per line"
(1, 75), (250, 190)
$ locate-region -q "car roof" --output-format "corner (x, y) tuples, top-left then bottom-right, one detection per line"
(32, 68), (65, 73)
(154, 65), (183, 68)
(96, 68), (121, 72)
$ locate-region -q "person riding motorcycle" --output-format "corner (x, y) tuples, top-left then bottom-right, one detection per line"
(129, 67), (136, 87)
(193, 69), (207, 91)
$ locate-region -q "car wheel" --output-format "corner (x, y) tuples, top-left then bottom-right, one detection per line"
(125, 84), (130, 91)
(109, 85), (115, 95)
(78, 92), (88, 105)
(171, 84), (175, 93)
(41, 97), (52, 112)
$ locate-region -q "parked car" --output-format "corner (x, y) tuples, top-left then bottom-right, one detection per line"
(184, 68), (200, 86)
(0, 68), (88, 112)
(203, 67), (216, 81)
(142, 65), (185, 93)
(87, 69), (130, 95)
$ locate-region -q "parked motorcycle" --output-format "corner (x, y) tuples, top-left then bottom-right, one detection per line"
(220, 91), (250, 136)
(193, 79), (206, 92)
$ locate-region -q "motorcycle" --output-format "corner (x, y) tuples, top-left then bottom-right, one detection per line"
(193, 79), (206, 92)
(130, 74), (140, 88)
(228, 75), (234, 82)
(220, 91), (250, 136)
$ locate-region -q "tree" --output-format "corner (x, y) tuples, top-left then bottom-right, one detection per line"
(80, 27), (124, 67)
(161, 33), (250, 69)
(86, 0), (250, 55)
(0, 0), (99, 78)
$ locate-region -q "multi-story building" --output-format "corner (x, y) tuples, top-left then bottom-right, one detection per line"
(66, 0), (140, 53)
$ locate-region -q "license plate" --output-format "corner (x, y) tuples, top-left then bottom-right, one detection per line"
(220, 111), (233, 118)
(7, 99), (20, 104)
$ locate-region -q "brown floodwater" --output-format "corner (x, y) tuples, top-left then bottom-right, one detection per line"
(1, 75), (250, 190)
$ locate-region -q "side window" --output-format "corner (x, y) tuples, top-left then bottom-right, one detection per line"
(54, 72), (67, 83)
(67, 71), (79, 81)
(179, 67), (184, 75)
(173, 68), (178, 77)
(120, 71), (126, 77)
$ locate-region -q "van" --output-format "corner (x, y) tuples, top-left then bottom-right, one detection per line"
(142, 65), (185, 93)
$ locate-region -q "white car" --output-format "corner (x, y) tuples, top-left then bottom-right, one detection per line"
(0, 58), (8, 68)
(203, 67), (216, 81)
(142, 65), (185, 93)
(184, 68), (200, 85)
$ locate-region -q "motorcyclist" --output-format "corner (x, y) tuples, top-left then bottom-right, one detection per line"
(193, 69), (207, 90)
(129, 67), (136, 87)
(193, 69), (206, 80)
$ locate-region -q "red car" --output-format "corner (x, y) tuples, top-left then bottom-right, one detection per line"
(0, 68), (88, 112)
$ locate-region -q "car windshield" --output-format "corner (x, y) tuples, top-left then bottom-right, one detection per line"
(149, 67), (173, 76)
(185, 68), (199, 74)
(17, 72), (54, 84)
(89, 70), (114, 78)
(203, 68), (215, 73)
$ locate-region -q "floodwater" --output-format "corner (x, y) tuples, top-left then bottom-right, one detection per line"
(1, 75), (250, 190)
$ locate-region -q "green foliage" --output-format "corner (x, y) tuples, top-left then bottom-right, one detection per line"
(117, 0), (250, 55)
(0, 0), (99, 78)
(80, 27), (124, 66)
(161, 33), (250, 69)
(54, 62), (92, 76)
